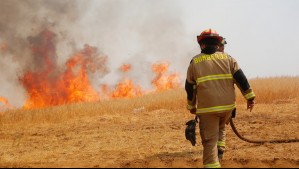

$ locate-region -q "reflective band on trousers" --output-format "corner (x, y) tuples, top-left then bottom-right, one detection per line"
(196, 103), (236, 114)
(204, 162), (221, 168)
(217, 141), (226, 147)
(196, 74), (232, 84)
(245, 92), (255, 100)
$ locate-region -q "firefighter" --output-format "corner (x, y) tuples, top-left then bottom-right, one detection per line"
(185, 29), (255, 168)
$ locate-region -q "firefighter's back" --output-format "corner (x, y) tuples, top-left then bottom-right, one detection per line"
(191, 52), (236, 114)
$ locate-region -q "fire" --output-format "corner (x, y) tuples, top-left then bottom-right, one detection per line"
(0, 96), (13, 112)
(0, 96), (9, 106)
(16, 29), (181, 109)
(151, 62), (180, 91)
(110, 62), (181, 99)
(119, 64), (132, 72)
(20, 29), (109, 109)
(60, 45), (104, 103)
(111, 79), (143, 98)
(110, 64), (143, 98)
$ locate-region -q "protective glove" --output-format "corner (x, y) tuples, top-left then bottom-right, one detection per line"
(185, 117), (198, 146)
(247, 100), (255, 112)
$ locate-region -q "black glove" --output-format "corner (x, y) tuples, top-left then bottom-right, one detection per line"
(185, 117), (198, 146)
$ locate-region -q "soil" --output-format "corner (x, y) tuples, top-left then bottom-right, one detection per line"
(0, 103), (298, 168)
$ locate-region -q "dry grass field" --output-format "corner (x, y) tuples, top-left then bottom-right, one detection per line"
(0, 76), (299, 168)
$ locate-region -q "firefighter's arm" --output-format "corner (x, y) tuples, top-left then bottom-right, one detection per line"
(233, 69), (255, 100)
(185, 60), (197, 114)
(230, 57), (256, 111)
(233, 69), (256, 111)
(185, 80), (197, 113)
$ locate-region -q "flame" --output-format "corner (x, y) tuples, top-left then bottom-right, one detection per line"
(20, 30), (109, 109)
(0, 96), (9, 106)
(16, 30), (181, 109)
(151, 62), (180, 91)
(110, 64), (143, 98)
(0, 96), (13, 112)
(62, 44), (107, 103)
(108, 63), (180, 98)
(111, 79), (143, 98)
(119, 64), (132, 72)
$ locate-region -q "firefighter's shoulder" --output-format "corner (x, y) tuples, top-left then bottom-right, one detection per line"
(189, 54), (201, 64)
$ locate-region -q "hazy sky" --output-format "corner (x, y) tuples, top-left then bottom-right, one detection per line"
(0, 0), (299, 106)
(179, 0), (299, 78)
(80, 0), (299, 78)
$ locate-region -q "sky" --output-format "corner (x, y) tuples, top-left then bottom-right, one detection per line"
(76, 0), (299, 78)
(180, 0), (299, 78)
(0, 0), (299, 106)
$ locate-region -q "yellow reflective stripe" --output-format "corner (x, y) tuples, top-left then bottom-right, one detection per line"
(196, 103), (236, 114)
(245, 91), (256, 100)
(204, 162), (221, 168)
(187, 104), (196, 110)
(217, 141), (226, 147)
(196, 74), (232, 84)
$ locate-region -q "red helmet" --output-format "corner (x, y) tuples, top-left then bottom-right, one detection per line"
(197, 29), (223, 43)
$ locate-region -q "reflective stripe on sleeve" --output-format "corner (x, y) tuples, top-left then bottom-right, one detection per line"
(244, 91), (256, 100)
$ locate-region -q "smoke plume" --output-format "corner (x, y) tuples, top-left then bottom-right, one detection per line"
(0, 0), (188, 108)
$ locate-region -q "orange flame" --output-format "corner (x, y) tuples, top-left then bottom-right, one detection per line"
(111, 79), (143, 98)
(110, 64), (143, 98)
(0, 96), (9, 106)
(151, 62), (180, 91)
(20, 30), (109, 109)
(17, 30), (181, 109)
(119, 64), (132, 72)
(0, 96), (13, 112)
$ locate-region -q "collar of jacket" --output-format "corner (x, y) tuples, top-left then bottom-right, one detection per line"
(201, 46), (217, 54)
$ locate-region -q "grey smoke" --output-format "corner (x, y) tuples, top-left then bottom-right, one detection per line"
(0, 0), (89, 106)
(0, 0), (189, 107)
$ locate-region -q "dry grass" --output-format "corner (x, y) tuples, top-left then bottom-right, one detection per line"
(0, 89), (186, 126)
(1, 76), (299, 126)
(236, 76), (299, 104)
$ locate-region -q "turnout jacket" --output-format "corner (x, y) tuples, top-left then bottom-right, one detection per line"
(185, 52), (255, 114)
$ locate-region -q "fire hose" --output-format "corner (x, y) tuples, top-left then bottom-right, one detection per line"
(185, 109), (299, 146)
(230, 109), (299, 144)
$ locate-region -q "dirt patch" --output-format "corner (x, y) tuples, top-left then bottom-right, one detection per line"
(0, 103), (298, 168)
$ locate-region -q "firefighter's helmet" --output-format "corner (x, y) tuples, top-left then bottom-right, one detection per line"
(221, 37), (227, 45)
(197, 29), (223, 44)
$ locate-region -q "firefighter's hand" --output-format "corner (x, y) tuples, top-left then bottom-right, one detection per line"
(247, 100), (255, 112)
(189, 108), (197, 115)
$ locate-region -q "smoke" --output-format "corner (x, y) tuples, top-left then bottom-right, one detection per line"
(0, 0), (90, 106)
(80, 0), (189, 88)
(0, 0), (189, 107)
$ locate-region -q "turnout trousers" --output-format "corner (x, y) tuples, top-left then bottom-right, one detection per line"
(198, 111), (232, 168)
